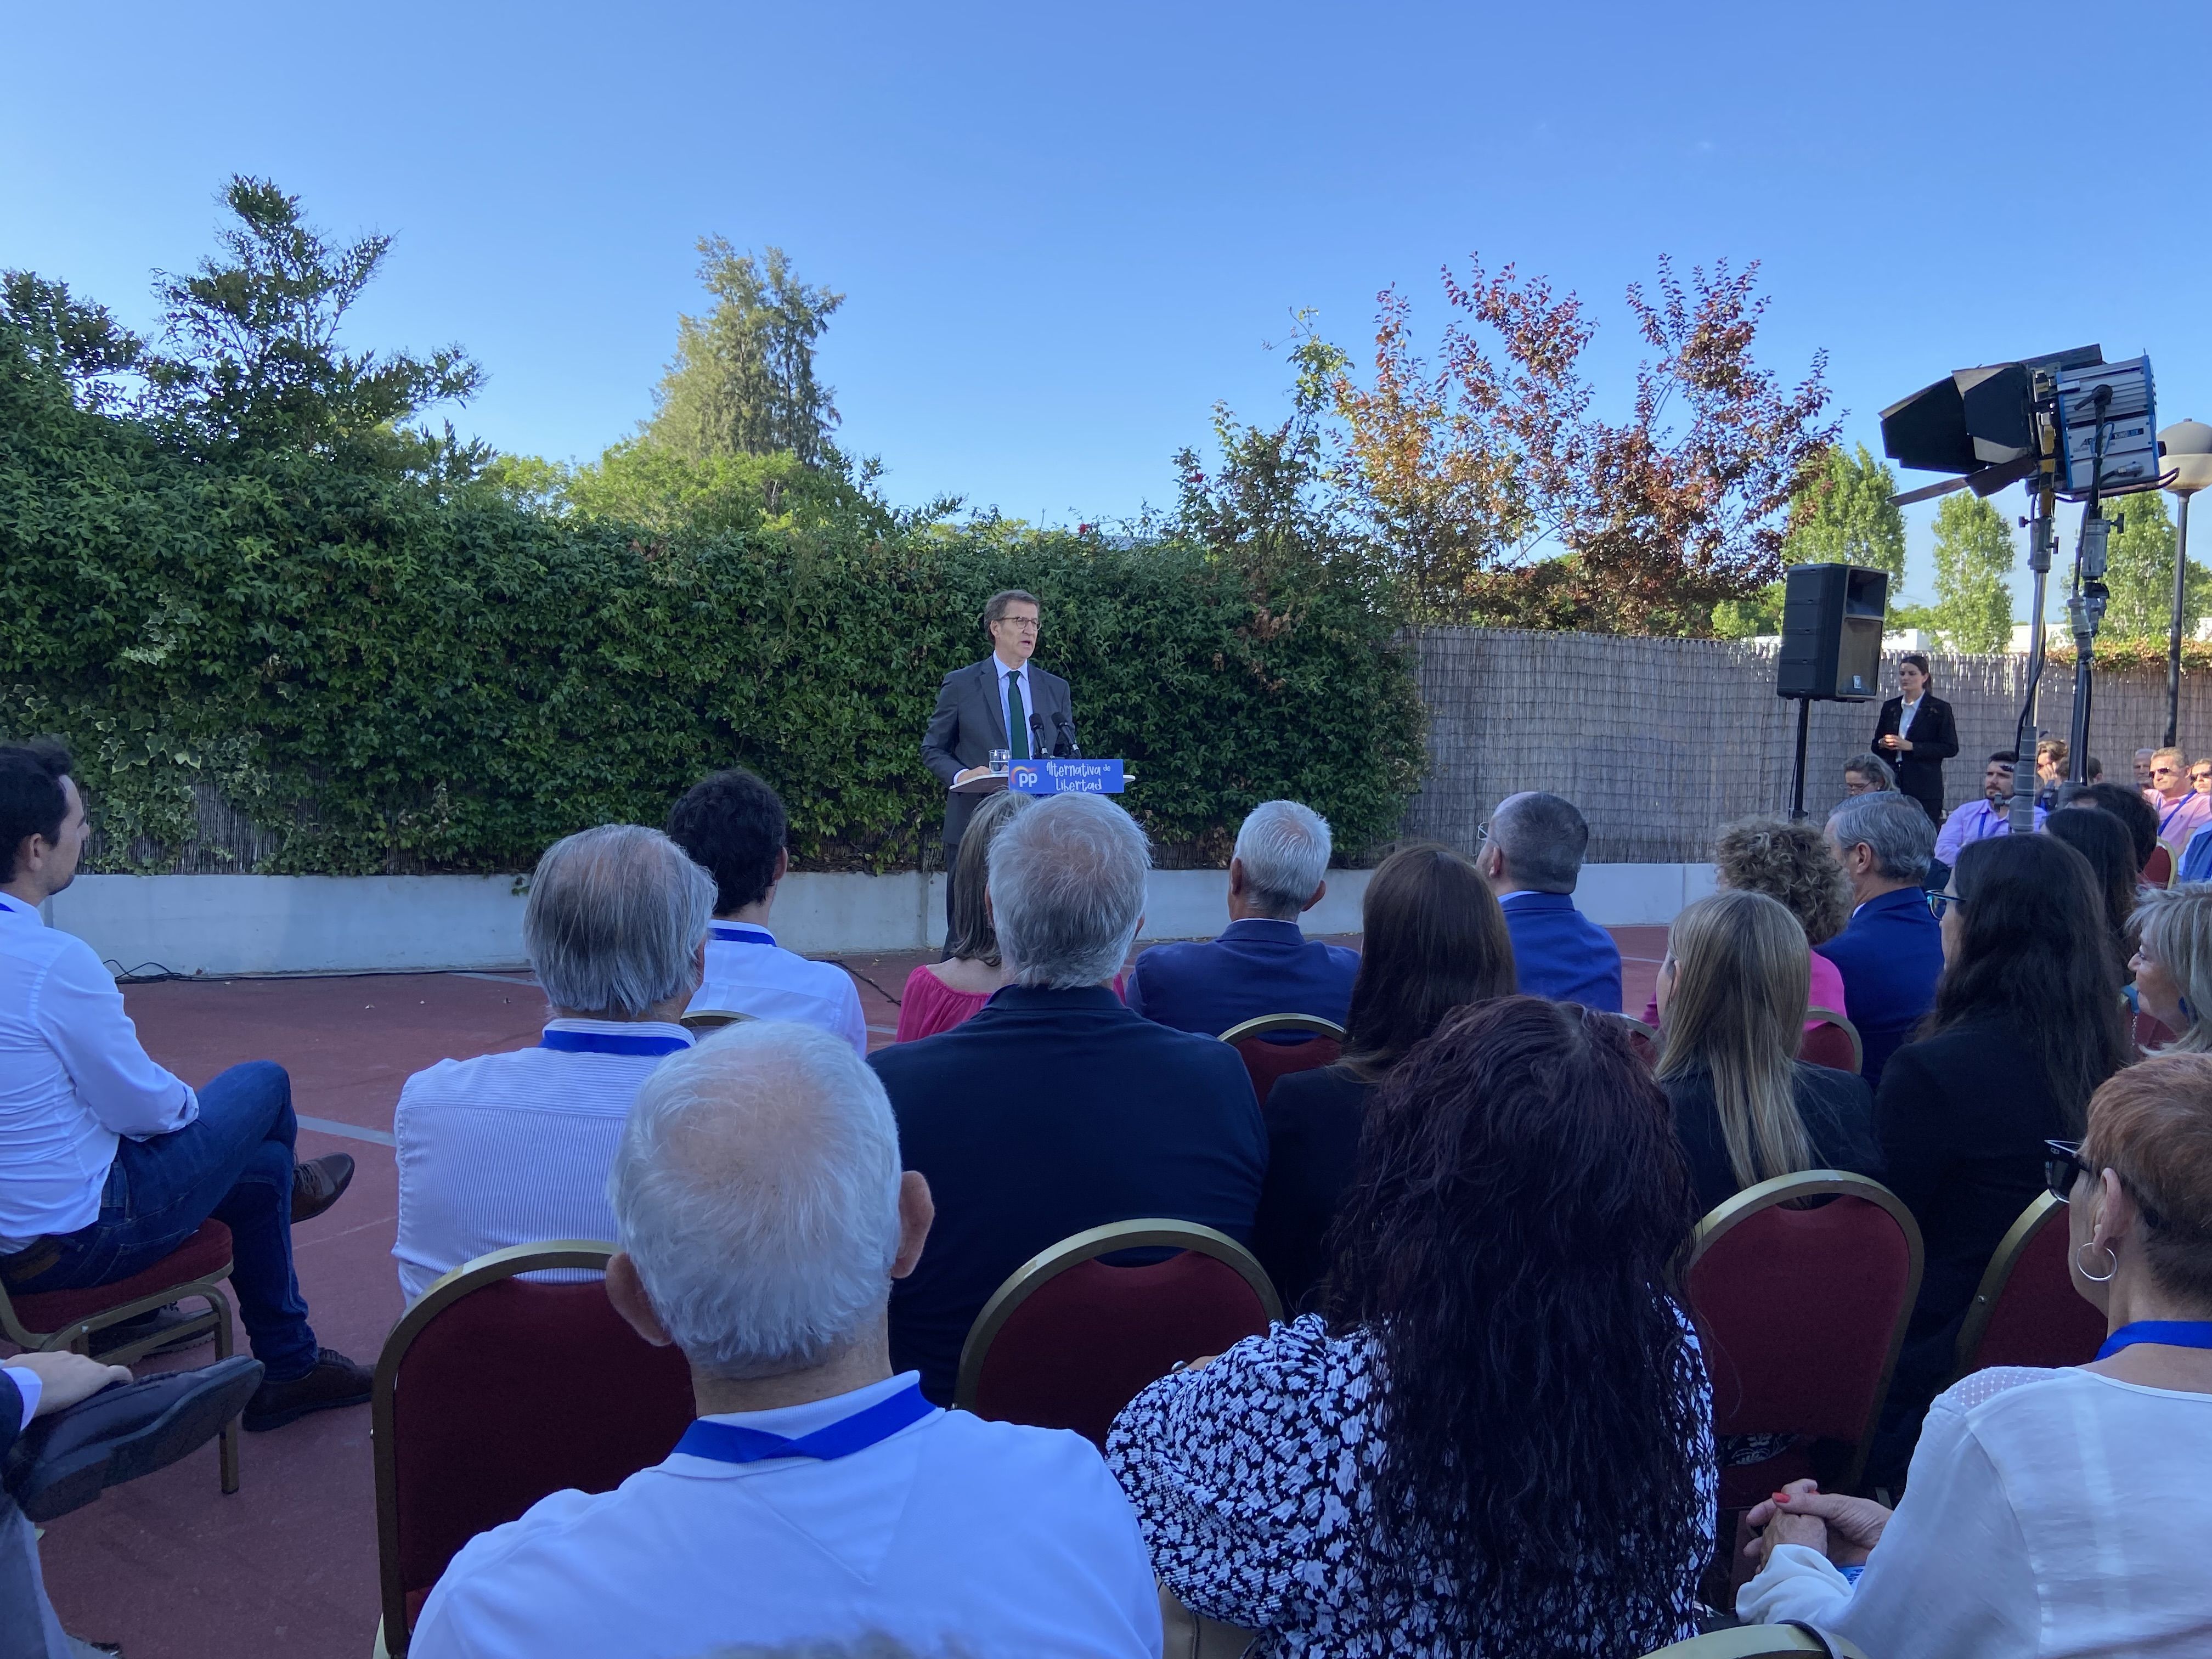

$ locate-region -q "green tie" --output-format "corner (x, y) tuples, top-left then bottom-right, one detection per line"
(1006, 672), (1029, 759)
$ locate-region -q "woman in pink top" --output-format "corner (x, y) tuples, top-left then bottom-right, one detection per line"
(1641, 817), (1852, 1030)
(896, 791), (1030, 1043)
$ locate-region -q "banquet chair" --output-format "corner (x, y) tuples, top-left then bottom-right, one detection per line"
(1796, 1010), (1861, 1074)
(1950, 1190), (2106, 1380)
(1218, 1014), (1345, 1105)
(679, 1008), (755, 1034)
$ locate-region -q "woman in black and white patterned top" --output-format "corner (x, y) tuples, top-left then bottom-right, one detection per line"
(1108, 996), (1718, 1657)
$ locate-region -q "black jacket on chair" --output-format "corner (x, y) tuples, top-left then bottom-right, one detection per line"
(1871, 695), (1959, 811)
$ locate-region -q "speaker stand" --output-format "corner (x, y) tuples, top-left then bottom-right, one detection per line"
(1788, 695), (1812, 822)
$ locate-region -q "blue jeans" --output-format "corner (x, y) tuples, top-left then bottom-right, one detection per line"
(16, 1062), (318, 1381)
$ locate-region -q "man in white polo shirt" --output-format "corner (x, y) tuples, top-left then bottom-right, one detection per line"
(0, 740), (369, 1433)
(409, 1020), (1160, 1659)
(392, 823), (712, 1302)
(667, 768), (866, 1054)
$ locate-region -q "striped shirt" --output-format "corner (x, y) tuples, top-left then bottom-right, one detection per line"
(392, 1018), (693, 1302)
(689, 922), (867, 1056)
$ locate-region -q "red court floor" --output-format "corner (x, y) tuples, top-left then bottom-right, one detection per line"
(37, 928), (1667, 1658)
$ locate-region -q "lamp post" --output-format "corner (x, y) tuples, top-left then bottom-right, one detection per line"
(2160, 420), (2212, 748)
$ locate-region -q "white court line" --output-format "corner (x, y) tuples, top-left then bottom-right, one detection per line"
(297, 1114), (396, 1147)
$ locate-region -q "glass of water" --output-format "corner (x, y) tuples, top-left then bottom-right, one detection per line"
(989, 748), (1011, 775)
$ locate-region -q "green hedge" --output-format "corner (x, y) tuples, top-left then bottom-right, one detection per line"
(0, 339), (1427, 875)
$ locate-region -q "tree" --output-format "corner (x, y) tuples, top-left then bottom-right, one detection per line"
(2100, 489), (2212, 642)
(645, 240), (842, 466)
(1324, 254), (1838, 633)
(1929, 491), (2015, 652)
(138, 176), (483, 471)
(0, 273), (142, 412)
(1784, 443), (1906, 582)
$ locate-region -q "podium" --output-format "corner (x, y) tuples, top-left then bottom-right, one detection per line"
(949, 759), (1130, 798)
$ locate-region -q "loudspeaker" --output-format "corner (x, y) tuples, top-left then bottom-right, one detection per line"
(1778, 563), (1888, 701)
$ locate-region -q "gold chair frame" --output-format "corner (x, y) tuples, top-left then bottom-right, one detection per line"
(1641, 1625), (1871, 1658)
(679, 1008), (756, 1033)
(1687, 1170), (1924, 1494)
(1949, 1189), (2071, 1383)
(371, 1239), (616, 1659)
(1799, 1008), (1862, 1074)
(954, 1219), (1285, 1414)
(0, 1243), (240, 1493)
(1216, 1013), (1346, 1044)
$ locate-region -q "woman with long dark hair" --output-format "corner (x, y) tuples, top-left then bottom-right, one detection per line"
(1109, 997), (1715, 1656)
(2041, 804), (2138, 970)
(1871, 831), (2132, 1479)
(1250, 843), (1515, 1308)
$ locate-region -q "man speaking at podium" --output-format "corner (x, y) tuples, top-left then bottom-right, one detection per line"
(922, 590), (1076, 932)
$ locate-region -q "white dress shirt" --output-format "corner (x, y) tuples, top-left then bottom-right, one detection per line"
(410, 1370), (1161, 1659)
(687, 922), (866, 1056)
(1739, 1365), (2212, 1655)
(392, 1018), (693, 1301)
(0, 891), (197, 1252)
(995, 656), (1036, 757)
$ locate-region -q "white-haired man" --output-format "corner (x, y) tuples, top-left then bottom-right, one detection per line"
(392, 825), (713, 1301)
(409, 1023), (1161, 1659)
(1125, 799), (1358, 1037)
(869, 793), (1266, 1403)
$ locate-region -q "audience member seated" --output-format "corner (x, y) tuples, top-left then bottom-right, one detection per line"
(2136, 746), (2158, 793)
(2043, 804), (2140, 973)
(2131, 885), (2212, 1050)
(1108, 997), (1715, 1655)
(393, 824), (711, 1301)
(895, 790), (1030, 1043)
(869, 794), (1265, 1403)
(1932, 750), (2045, 865)
(2033, 736), (2068, 810)
(2149, 744), (2212, 856)
(1124, 799), (1357, 1037)
(1, 1350), (266, 1652)
(0, 740), (368, 1431)
(411, 1023), (1161, 1659)
(1652, 890), (1881, 1216)
(1251, 843), (1514, 1311)
(1638, 817), (1850, 1029)
(1816, 792), (1943, 1087)
(1841, 752), (1894, 797)
(2063, 778), (2160, 874)
(1477, 790), (1621, 1011)
(1737, 1054), (2212, 1655)
(1870, 832), (2131, 1481)
(667, 767), (866, 1053)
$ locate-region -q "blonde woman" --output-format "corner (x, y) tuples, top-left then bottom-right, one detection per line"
(1654, 889), (1883, 1214)
(2131, 883), (2212, 1052)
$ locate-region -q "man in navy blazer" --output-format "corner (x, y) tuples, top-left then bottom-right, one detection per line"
(1818, 791), (1944, 1087)
(1477, 792), (1622, 1012)
(920, 590), (1076, 934)
(1126, 800), (1359, 1037)
(869, 794), (1266, 1404)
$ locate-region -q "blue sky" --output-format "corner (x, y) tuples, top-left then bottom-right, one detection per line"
(6, 1), (2209, 614)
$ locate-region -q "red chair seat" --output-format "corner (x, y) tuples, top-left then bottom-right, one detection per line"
(1798, 1022), (1857, 1072)
(10, 1221), (233, 1333)
(1965, 1203), (2107, 1373)
(2145, 845), (2174, 887)
(1231, 1035), (1341, 1105)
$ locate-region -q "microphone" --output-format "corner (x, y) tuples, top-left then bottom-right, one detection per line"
(1029, 712), (1051, 759)
(1052, 713), (1080, 758)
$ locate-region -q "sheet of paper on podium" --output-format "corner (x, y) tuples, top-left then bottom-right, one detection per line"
(949, 772), (1010, 797)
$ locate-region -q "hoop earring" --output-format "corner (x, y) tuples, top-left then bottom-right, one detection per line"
(2076, 1241), (2119, 1284)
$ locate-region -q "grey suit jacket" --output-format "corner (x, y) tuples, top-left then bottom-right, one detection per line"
(922, 656), (1075, 847)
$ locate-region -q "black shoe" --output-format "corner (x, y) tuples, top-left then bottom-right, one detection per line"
(290, 1153), (356, 1224)
(87, 1303), (215, 1362)
(4, 1356), (264, 1522)
(242, 1348), (371, 1432)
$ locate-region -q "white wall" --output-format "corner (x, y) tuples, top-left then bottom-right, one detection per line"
(46, 864), (1707, 978)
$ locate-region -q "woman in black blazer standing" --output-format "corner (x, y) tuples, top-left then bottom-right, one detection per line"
(1872, 652), (1959, 823)
(1868, 833), (2132, 1480)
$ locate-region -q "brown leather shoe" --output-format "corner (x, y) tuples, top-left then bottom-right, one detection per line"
(290, 1153), (356, 1224)
(242, 1348), (371, 1432)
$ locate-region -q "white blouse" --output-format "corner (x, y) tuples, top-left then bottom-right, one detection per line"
(1739, 1365), (2212, 1655)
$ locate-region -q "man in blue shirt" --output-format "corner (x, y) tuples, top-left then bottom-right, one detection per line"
(1477, 791), (1622, 1013)
(1126, 800), (1359, 1037)
(1818, 791), (1944, 1087)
